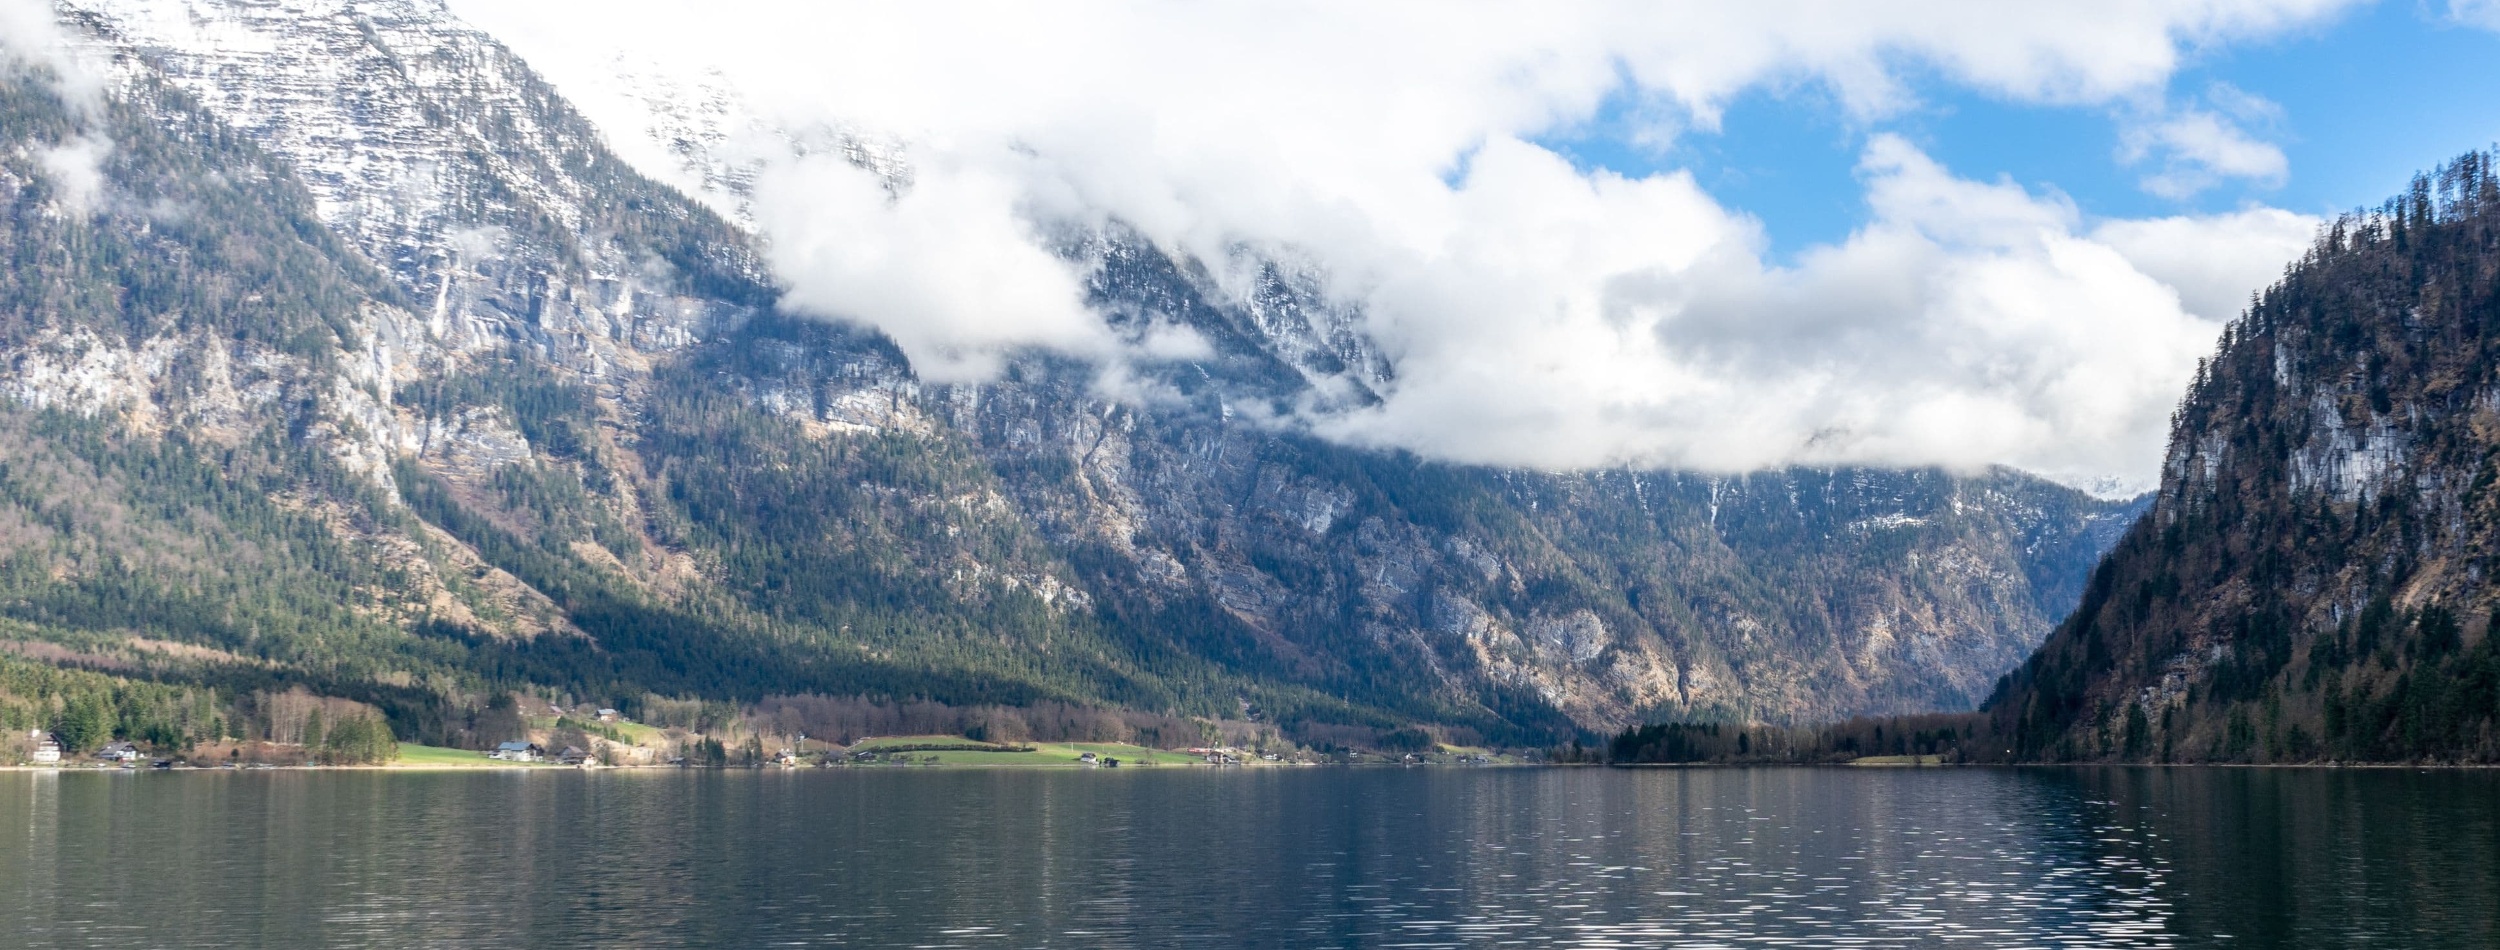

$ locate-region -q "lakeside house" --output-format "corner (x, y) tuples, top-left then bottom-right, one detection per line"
(490, 741), (543, 762)
(28, 731), (60, 765)
(1078, 752), (1098, 765)
(95, 741), (142, 764)
(555, 746), (593, 766)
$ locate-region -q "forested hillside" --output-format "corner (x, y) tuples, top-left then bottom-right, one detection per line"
(1990, 152), (2500, 763)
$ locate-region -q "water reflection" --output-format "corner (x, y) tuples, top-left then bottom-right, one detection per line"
(2054, 767), (2500, 948)
(0, 766), (2490, 948)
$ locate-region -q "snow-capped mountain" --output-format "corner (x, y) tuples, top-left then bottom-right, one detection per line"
(0, 0), (2147, 741)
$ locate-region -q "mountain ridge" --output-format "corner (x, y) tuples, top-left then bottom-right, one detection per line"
(0, 0), (2143, 753)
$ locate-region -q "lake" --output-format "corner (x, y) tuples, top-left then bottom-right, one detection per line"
(1, 765), (2493, 948)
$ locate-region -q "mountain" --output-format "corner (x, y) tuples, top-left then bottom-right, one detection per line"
(0, 0), (2142, 751)
(1988, 152), (2500, 764)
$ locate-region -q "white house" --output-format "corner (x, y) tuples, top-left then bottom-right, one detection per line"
(95, 741), (142, 764)
(489, 741), (543, 762)
(29, 731), (61, 765)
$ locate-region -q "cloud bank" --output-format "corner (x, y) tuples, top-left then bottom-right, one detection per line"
(1314, 135), (2317, 488)
(1, 0), (105, 110)
(35, 134), (111, 214)
(5, 0), (115, 217)
(456, 0), (2352, 493)
(752, 151), (1115, 382)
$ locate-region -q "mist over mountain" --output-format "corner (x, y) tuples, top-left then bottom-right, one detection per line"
(462, 0), (2331, 496)
(0, 0), (2145, 748)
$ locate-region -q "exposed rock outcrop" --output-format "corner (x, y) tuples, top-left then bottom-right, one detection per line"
(0, 0), (2146, 741)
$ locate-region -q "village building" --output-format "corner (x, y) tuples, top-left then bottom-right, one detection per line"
(595, 709), (622, 723)
(489, 741), (543, 762)
(28, 731), (61, 765)
(554, 746), (593, 766)
(95, 741), (142, 764)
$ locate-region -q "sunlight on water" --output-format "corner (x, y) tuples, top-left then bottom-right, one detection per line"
(0, 767), (2490, 948)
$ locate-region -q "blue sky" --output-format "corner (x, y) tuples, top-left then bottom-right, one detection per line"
(1544, 1), (2500, 259)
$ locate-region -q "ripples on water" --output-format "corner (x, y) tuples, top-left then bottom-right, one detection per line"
(0, 766), (2492, 948)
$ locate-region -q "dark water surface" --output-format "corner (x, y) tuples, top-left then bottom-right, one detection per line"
(2, 766), (2494, 948)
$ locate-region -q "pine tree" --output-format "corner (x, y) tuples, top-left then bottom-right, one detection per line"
(54, 694), (114, 753)
(302, 708), (325, 756)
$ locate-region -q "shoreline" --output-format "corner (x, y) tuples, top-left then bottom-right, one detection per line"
(13, 759), (2499, 773)
(0, 761), (1379, 773)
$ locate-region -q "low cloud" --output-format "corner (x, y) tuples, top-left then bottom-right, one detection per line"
(0, 0), (106, 113)
(753, 151), (1114, 383)
(460, 0), (2352, 492)
(36, 134), (111, 215)
(7, 0), (114, 216)
(1309, 136), (2315, 490)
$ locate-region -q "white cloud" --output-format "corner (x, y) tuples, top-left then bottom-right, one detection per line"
(2092, 207), (2316, 327)
(753, 152), (1114, 382)
(35, 134), (111, 214)
(2120, 84), (2291, 199)
(453, 0), (2351, 491)
(2451, 0), (2500, 30)
(0, 0), (106, 112)
(1300, 135), (2308, 490)
(7, 0), (114, 216)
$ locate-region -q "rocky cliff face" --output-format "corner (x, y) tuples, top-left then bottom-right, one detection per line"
(0, 0), (2145, 741)
(1990, 153), (2500, 763)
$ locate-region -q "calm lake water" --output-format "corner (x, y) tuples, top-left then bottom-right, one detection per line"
(1, 766), (2494, 948)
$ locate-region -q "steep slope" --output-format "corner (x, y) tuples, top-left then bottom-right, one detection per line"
(1990, 152), (2500, 763)
(0, 0), (2146, 747)
(5, 2), (1213, 742)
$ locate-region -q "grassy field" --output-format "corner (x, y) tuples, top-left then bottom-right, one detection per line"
(392, 743), (551, 768)
(1846, 754), (1948, 767)
(605, 721), (668, 745)
(383, 737), (1215, 770)
(524, 714), (667, 745)
(841, 736), (1211, 767)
